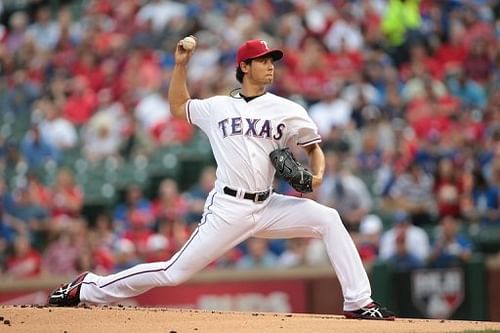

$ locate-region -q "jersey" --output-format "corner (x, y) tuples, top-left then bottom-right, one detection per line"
(186, 92), (321, 192)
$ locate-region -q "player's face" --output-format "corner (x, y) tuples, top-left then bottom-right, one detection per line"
(247, 56), (274, 85)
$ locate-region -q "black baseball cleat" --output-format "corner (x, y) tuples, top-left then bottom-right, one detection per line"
(344, 301), (396, 321)
(48, 272), (88, 307)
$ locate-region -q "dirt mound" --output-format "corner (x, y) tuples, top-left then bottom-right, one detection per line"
(1, 305), (500, 333)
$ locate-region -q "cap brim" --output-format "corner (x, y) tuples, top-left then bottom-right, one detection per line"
(248, 49), (283, 62)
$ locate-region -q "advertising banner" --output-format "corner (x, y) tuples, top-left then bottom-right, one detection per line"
(0, 280), (307, 313)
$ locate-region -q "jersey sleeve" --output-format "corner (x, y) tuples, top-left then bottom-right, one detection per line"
(288, 106), (322, 147)
(186, 98), (211, 132)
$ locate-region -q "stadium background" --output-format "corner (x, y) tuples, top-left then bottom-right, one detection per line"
(0, 0), (499, 321)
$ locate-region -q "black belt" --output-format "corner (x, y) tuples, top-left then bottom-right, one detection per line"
(223, 186), (271, 203)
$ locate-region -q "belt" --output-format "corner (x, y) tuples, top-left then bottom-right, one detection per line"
(223, 186), (271, 203)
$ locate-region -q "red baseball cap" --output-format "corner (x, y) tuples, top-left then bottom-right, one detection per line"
(236, 39), (283, 65)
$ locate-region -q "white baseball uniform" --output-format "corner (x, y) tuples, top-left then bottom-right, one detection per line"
(80, 92), (373, 311)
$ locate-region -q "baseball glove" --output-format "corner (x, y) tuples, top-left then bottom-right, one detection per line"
(269, 148), (313, 193)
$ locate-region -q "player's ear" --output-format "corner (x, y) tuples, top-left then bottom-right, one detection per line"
(240, 61), (249, 73)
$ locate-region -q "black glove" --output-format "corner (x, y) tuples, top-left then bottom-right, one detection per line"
(269, 148), (313, 193)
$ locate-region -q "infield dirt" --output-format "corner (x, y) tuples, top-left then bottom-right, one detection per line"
(1, 305), (500, 333)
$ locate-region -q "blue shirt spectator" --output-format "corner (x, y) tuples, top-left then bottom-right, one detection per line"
(386, 228), (424, 272)
(429, 216), (473, 267)
(113, 184), (153, 234)
(447, 71), (487, 109)
(20, 125), (59, 169)
(236, 238), (278, 269)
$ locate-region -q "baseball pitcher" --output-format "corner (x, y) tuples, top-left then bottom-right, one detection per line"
(48, 37), (395, 320)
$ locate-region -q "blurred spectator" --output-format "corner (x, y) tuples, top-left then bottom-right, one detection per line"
(379, 211), (430, 263)
(119, 111), (155, 160)
(26, 6), (60, 51)
(62, 76), (98, 125)
(463, 39), (493, 86)
(434, 22), (467, 75)
(383, 162), (435, 226)
(236, 238), (277, 269)
(112, 238), (140, 272)
(305, 238), (330, 266)
(50, 168), (84, 222)
(385, 227), (424, 271)
(428, 215), (472, 267)
(153, 178), (188, 227)
(92, 212), (118, 250)
(4, 11), (29, 53)
(5, 234), (42, 278)
(277, 238), (309, 268)
(483, 159), (500, 224)
(82, 109), (122, 162)
(88, 212), (116, 275)
(157, 217), (189, 259)
(357, 214), (384, 264)
(144, 233), (170, 262)
(309, 81), (353, 135)
(341, 70), (381, 108)
(462, 166), (500, 225)
(37, 98), (78, 150)
(446, 69), (487, 110)
(1, 140), (24, 173)
(3, 69), (41, 115)
(114, 184), (153, 234)
(433, 157), (464, 219)
(42, 226), (81, 276)
(72, 51), (105, 93)
(320, 126), (351, 155)
(318, 151), (372, 232)
(135, 0), (187, 33)
(324, 10), (363, 53)
(0, 236), (7, 275)
(211, 247), (243, 269)
(184, 166), (216, 226)
(381, 0), (423, 66)
(25, 171), (50, 203)
(356, 128), (383, 173)
(123, 210), (154, 257)
(134, 91), (170, 138)
(20, 124), (59, 169)
(0, 179), (17, 245)
(4, 184), (49, 245)
(282, 36), (331, 104)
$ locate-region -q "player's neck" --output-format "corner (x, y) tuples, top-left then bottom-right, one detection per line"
(241, 82), (266, 98)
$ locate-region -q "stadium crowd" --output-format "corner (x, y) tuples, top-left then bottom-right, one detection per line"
(0, 0), (499, 278)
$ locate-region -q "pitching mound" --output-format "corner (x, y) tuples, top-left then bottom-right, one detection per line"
(2, 306), (500, 333)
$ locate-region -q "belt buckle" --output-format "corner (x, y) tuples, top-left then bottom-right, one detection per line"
(254, 190), (267, 203)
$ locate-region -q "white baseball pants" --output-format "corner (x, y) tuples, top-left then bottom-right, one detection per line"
(80, 190), (373, 311)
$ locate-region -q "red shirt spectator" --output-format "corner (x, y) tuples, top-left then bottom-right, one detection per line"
(51, 168), (84, 218)
(72, 52), (105, 92)
(400, 44), (443, 81)
(42, 229), (80, 276)
(152, 179), (188, 224)
(327, 47), (363, 80)
(433, 158), (464, 218)
(434, 25), (467, 74)
(62, 76), (98, 125)
(5, 236), (42, 278)
(463, 39), (492, 86)
(123, 210), (154, 256)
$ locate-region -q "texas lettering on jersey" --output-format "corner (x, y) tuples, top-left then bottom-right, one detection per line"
(218, 117), (286, 140)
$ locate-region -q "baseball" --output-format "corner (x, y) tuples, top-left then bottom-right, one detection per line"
(181, 36), (196, 50)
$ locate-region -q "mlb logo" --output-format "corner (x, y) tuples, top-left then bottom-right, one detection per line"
(411, 268), (465, 319)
